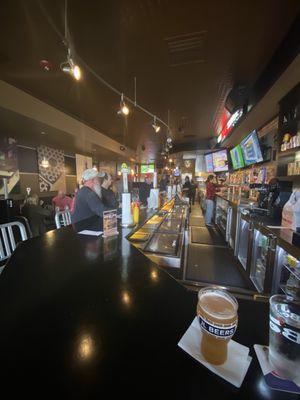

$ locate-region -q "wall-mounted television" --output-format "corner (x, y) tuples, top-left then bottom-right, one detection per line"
(212, 149), (229, 172)
(240, 130), (263, 166)
(204, 153), (214, 173)
(140, 163), (155, 173)
(230, 145), (245, 170)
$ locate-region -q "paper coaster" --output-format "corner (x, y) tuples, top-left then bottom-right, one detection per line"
(254, 345), (300, 394)
(178, 317), (252, 388)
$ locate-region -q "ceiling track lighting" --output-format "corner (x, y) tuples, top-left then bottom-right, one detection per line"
(118, 93), (130, 116)
(60, 48), (81, 81)
(152, 116), (161, 133)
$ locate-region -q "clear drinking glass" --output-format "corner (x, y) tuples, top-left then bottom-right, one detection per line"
(269, 294), (300, 380)
(197, 286), (238, 365)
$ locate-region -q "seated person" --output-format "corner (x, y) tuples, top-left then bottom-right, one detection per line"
(101, 172), (118, 209)
(52, 190), (73, 211)
(22, 193), (52, 237)
(71, 169), (113, 224)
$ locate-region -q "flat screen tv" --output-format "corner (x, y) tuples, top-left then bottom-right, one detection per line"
(212, 149), (229, 172)
(240, 130), (263, 166)
(230, 145), (245, 170)
(204, 153), (214, 173)
(140, 163), (155, 173)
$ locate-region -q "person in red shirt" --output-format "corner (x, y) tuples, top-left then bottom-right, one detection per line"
(52, 190), (73, 212)
(205, 175), (221, 226)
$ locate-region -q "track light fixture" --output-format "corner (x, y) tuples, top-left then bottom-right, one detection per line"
(118, 94), (130, 116)
(152, 116), (161, 133)
(167, 137), (172, 144)
(61, 48), (81, 81)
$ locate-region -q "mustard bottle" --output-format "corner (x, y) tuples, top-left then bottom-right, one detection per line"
(133, 202), (140, 225)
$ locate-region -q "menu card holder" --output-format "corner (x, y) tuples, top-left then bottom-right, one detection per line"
(103, 209), (118, 238)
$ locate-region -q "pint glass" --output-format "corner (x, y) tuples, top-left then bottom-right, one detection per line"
(269, 295), (300, 380)
(197, 286), (238, 365)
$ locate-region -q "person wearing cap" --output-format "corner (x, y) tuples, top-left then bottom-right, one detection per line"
(71, 169), (113, 224)
(101, 172), (118, 209)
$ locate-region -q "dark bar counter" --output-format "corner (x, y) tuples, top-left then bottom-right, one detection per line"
(0, 217), (297, 399)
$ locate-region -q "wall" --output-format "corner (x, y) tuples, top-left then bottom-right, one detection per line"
(14, 145), (78, 199)
(7, 144), (119, 200)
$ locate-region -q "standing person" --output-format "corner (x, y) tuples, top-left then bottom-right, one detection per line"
(71, 169), (113, 225)
(159, 173), (168, 193)
(139, 174), (153, 206)
(182, 176), (192, 202)
(190, 179), (197, 205)
(101, 172), (118, 209)
(205, 175), (221, 226)
(22, 193), (52, 237)
(52, 190), (73, 211)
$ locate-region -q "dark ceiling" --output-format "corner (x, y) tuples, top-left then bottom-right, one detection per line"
(0, 0), (299, 159)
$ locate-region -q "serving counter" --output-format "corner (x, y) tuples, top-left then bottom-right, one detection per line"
(127, 196), (188, 269)
(0, 215), (298, 399)
(215, 194), (300, 299)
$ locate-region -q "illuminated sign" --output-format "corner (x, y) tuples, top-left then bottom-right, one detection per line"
(219, 109), (244, 142)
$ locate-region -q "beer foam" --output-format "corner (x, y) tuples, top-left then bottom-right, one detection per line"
(199, 291), (237, 320)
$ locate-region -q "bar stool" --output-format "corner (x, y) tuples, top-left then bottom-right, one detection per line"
(0, 221), (28, 273)
(55, 210), (71, 229)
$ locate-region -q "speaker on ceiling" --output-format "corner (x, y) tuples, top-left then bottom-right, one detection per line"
(225, 84), (248, 114)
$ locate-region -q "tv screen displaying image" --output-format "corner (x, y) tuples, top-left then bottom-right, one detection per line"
(205, 153), (214, 173)
(230, 145), (245, 170)
(212, 149), (229, 172)
(140, 163), (155, 173)
(240, 130), (263, 166)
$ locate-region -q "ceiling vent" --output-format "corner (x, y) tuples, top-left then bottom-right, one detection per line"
(165, 31), (206, 67)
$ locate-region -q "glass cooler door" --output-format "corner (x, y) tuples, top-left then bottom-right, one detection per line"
(237, 217), (250, 270)
(272, 247), (300, 299)
(158, 216), (182, 233)
(215, 197), (228, 237)
(250, 229), (275, 293)
(144, 233), (179, 256)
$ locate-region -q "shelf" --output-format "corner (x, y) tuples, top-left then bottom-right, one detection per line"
(283, 263), (300, 280)
(277, 175), (300, 180)
(279, 284), (300, 300)
(278, 147), (300, 157)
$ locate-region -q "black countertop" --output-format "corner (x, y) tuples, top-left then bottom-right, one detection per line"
(0, 217), (297, 399)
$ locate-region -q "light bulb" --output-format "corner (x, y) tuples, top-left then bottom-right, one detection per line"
(41, 157), (49, 168)
(152, 116), (160, 133)
(152, 123), (160, 133)
(72, 65), (81, 81)
(121, 104), (130, 115)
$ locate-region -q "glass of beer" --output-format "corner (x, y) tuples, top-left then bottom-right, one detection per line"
(197, 286), (238, 365)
